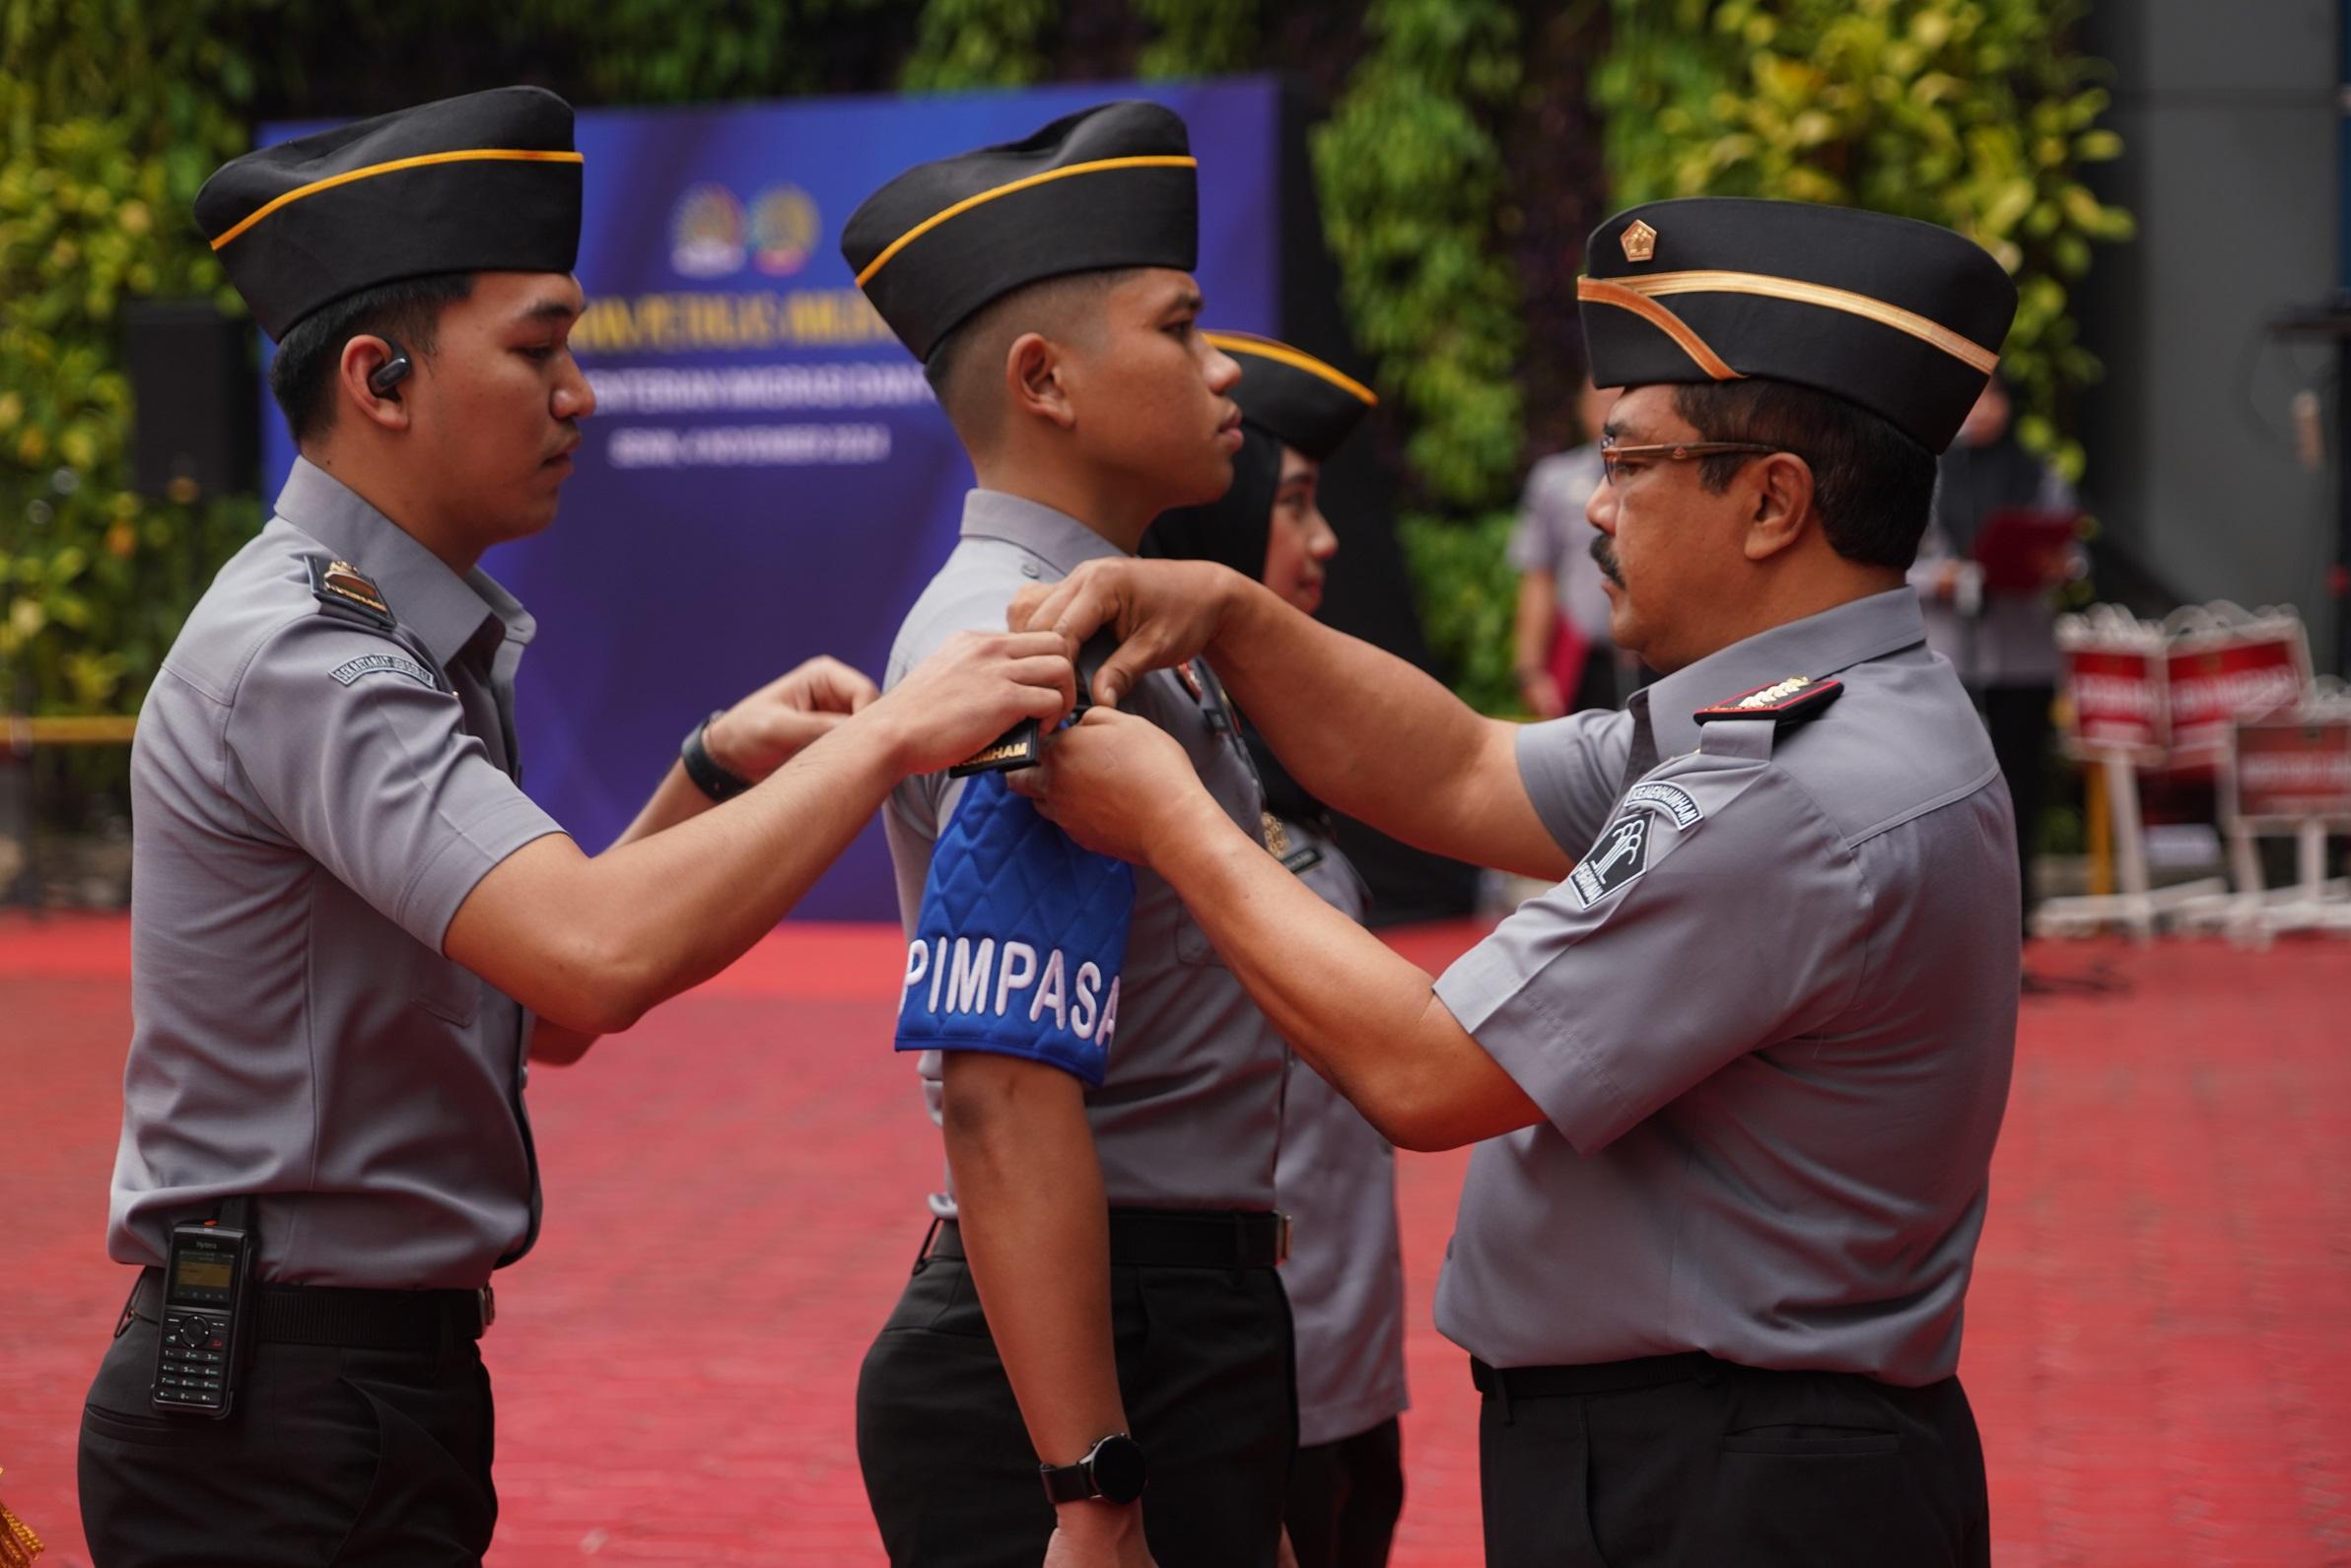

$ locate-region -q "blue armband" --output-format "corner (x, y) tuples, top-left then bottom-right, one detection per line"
(896, 772), (1135, 1087)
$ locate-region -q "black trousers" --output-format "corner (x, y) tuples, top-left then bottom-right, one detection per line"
(1980, 683), (2054, 921)
(79, 1291), (496, 1566)
(1478, 1358), (1988, 1568)
(1284, 1416), (1403, 1568)
(856, 1244), (1296, 1567)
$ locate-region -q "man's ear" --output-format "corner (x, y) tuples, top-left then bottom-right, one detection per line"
(1742, 450), (1815, 562)
(336, 335), (412, 433)
(1003, 331), (1076, 432)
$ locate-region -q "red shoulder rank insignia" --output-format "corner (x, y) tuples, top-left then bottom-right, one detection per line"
(308, 557), (394, 631)
(1692, 674), (1843, 725)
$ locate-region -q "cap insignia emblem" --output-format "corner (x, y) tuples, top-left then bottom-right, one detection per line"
(1621, 220), (1658, 264)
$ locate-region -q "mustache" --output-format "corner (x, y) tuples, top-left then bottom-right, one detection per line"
(1589, 532), (1624, 588)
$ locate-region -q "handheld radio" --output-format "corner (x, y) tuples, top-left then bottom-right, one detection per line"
(151, 1198), (258, 1418)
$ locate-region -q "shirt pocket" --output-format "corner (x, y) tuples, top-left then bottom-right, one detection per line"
(1174, 911), (1225, 968)
(410, 944), (482, 1028)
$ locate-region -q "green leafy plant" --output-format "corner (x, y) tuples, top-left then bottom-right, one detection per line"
(899, 0), (1054, 91)
(1135, 0), (1262, 79)
(1310, 0), (1527, 712)
(1595, 0), (2132, 480)
(1, 0), (263, 729)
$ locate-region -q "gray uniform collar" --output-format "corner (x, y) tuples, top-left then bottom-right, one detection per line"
(275, 457), (536, 665)
(1639, 588), (1928, 760)
(958, 489), (1129, 574)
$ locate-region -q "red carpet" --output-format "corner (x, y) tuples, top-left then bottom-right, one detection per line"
(5, 916), (2350, 1565)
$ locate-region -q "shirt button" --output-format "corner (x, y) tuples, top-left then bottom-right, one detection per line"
(1020, 563), (1041, 579)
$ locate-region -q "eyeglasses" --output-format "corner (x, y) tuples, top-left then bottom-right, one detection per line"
(1598, 440), (1781, 488)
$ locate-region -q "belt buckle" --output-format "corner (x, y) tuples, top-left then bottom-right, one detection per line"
(477, 1284), (496, 1332)
(1274, 1212), (1291, 1265)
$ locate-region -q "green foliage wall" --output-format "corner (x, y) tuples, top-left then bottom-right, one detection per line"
(900, 0), (1052, 90)
(4, 0), (2130, 740)
(1, 0), (923, 742)
(0, 0), (260, 722)
(1310, 0), (1527, 713)
(1379, 0), (2134, 715)
(1595, 0), (2132, 480)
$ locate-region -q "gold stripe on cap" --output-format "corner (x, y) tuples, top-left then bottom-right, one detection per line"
(855, 155), (1199, 288)
(210, 148), (586, 251)
(1205, 332), (1378, 406)
(1576, 279), (1743, 381)
(1612, 269), (2001, 375)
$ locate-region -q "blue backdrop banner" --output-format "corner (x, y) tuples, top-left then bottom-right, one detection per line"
(261, 79), (1284, 919)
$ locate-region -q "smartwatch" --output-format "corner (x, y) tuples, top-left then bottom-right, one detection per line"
(1040, 1432), (1147, 1506)
(680, 710), (752, 802)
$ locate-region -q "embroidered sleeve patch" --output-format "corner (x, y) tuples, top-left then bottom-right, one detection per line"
(1623, 781), (1702, 829)
(329, 652), (438, 689)
(1569, 811), (1651, 908)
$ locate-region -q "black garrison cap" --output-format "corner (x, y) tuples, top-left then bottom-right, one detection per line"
(1579, 197), (2017, 452)
(843, 101), (1199, 363)
(196, 86), (583, 341)
(1206, 332), (1377, 463)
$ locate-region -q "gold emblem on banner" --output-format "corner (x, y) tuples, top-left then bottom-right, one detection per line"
(1621, 220), (1658, 263)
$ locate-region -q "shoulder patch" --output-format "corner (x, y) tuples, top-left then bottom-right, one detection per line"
(1623, 780), (1702, 829)
(308, 557), (394, 632)
(1568, 811), (1651, 909)
(1693, 674), (1843, 725)
(329, 651), (439, 690)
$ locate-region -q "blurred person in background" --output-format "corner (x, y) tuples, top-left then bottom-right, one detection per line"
(1512, 375), (1627, 718)
(1143, 332), (1404, 1568)
(1908, 375), (2078, 923)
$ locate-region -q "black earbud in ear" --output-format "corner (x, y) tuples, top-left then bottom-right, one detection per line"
(367, 338), (413, 400)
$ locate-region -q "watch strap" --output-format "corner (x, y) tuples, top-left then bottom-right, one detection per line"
(681, 711), (752, 802)
(1039, 1457), (1100, 1505)
(1039, 1432), (1146, 1507)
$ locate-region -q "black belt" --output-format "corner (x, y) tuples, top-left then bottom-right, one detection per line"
(927, 1208), (1289, 1270)
(130, 1267), (493, 1352)
(1472, 1351), (1722, 1400)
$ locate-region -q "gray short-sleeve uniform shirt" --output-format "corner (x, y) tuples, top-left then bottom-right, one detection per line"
(1271, 826), (1409, 1447)
(883, 491), (1287, 1215)
(1431, 589), (2019, 1385)
(107, 458), (564, 1288)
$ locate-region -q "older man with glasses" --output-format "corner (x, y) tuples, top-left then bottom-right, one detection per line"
(1011, 195), (2024, 1567)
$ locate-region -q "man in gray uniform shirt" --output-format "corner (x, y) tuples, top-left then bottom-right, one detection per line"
(1016, 197), (2024, 1567)
(79, 89), (1072, 1567)
(843, 104), (1297, 1568)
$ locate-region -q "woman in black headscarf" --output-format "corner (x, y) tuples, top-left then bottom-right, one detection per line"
(1141, 345), (1360, 855)
(1142, 333), (1405, 1568)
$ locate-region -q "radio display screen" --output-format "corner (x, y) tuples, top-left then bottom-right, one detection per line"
(169, 1251), (236, 1304)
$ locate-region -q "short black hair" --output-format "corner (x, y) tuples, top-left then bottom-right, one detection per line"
(268, 273), (475, 445)
(922, 269), (1134, 443)
(1672, 379), (1937, 570)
